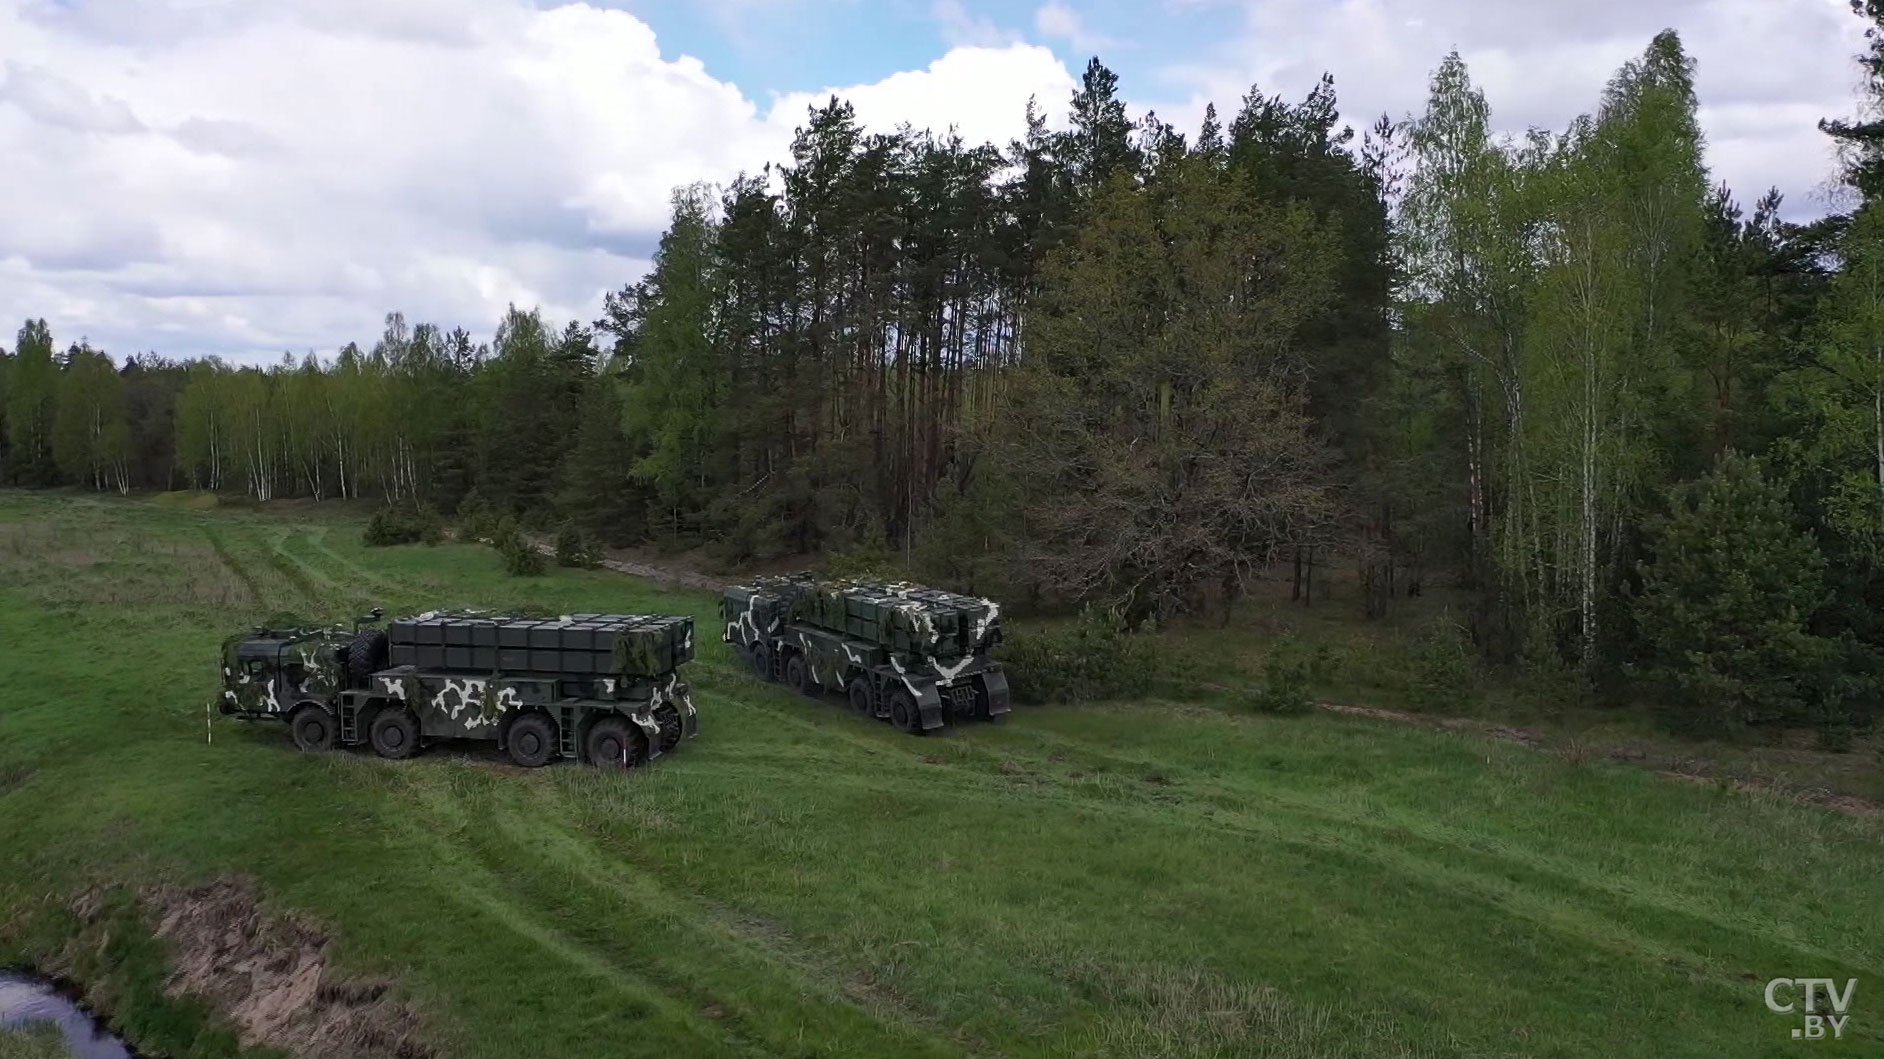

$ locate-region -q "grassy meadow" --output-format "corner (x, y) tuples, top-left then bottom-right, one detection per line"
(0, 492), (1879, 1058)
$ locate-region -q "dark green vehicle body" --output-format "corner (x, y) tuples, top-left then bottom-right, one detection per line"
(722, 575), (1008, 733)
(219, 610), (698, 767)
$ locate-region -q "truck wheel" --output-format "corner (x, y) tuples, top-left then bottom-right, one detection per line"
(748, 643), (774, 682)
(784, 654), (813, 696)
(346, 630), (389, 686)
(847, 677), (874, 716)
(585, 716), (647, 769)
(368, 707), (420, 760)
(289, 705), (335, 752)
(506, 712), (557, 768)
(887, 690), (923, 735)
(652, 704), (684, 753)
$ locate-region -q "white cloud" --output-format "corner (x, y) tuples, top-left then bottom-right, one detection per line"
(933, 0), (1020, 49)
(769, 44), (1077, 147)
(0, 0), (1074, 359)
(1153, 0), (1867, 218)
(1034, 2), (1115, 55)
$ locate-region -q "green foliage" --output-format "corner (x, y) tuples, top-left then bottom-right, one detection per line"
(1239, 635), (1336, 715)
(820, 539), (902, 581)
(553, 521), (601, 568)
(1004, 154), (1337, 622)
(362, 506), (442, 548)
(1634, 453), (1841, 733)
(455, 488), (497, 542)
(1822, 0), (1884, 202)
(476, 306), (591, 519)
(6, 319), (60, 487)
(1405, 617), (1480, 714)
(493, 519), (546, 577)
(554, 377), (647, 547)
(621, 186), (726, 522)
(0, 1021), (73, 1059)
(1002, 605), (1162, 705)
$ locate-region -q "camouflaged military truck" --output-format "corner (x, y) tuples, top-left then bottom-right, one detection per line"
(722, 575), (1008, 733)
(219, 609), (698, 767)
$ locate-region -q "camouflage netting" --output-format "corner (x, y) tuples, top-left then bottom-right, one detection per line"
(740, 575), (1001, 658)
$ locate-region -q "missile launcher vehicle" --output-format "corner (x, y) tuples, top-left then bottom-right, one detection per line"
(722, 575), (1008, 734)
(218, 608), (698, 767)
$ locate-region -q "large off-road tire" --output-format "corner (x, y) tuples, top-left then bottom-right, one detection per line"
(887, 689), (923, 735)
(748, 642), (774, 682)
(506, 712), (558, 768)
(368, 707), (420, 760)
(847, 677), (874, 717)
(784, 654), (814, 697)
(652, 703), (684, 753)
(585, 716), (647, 770)
(347, 629), (389, 686)
(289, 705), (335, 752)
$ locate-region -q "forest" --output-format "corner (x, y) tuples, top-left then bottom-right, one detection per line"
(7, 16), (1884, 743)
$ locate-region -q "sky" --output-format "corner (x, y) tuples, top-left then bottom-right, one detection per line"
(0, 0), (1872, 362)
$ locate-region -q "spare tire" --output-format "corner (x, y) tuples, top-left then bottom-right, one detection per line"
(347, 629), (389, 686)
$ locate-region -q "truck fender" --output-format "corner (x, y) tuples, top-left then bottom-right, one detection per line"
(628, 706), (665, 759)
(978, 671), (1012, 718)
(914, 682), (946, 731)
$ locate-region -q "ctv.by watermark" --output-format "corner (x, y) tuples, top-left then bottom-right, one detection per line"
(1765, 978), (1857, 1041)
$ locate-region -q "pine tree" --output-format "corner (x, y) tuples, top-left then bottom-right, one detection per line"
(1061, 58), (1140, 196)
(1003, 155), (1337, 622)
(1822, 0), (1884, 203)
(1635, 453), (1836, 733)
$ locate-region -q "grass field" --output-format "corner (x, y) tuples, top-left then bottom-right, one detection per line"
(0, 1024), (70, 1059)
(0, 492), (1880, 1058)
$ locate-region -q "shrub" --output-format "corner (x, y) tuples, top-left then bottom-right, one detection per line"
(1003, 604), (1162, 705)
(493, 520), (546, 577)
(555, 521), (602, 568)
(822, 539), (902, 580)
(1635, 453), (1839, 735)
(1240, 636), (1334, 715)
(363, 506), (442, 548)
(456, 489), (498, 543)
(1405, 618), (1477, 713)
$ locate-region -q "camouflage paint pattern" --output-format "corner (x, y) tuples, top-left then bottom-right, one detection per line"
(218, 610), (699, 763)
(219, 623), (353, 718)
(722, 575), (1009, 730)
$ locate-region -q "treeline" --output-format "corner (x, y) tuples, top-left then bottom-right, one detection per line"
(11, 17), (1884, 739)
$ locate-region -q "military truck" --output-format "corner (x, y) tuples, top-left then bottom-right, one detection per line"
(722, 575), (1008, 733)
(218, 609), (697, 767)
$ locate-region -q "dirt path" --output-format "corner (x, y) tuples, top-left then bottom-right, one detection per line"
(590, 554), (728, 593)
(521, 535), (730, 594)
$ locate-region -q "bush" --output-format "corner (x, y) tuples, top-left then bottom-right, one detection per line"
(1003, 604), (1162, 705)
(1635, 453), (1837, 735)
(363, 506), (442, 547)
(555, 521), (602, 568)
(1240, 636), (1334, 715)
(1405, 618), (1477, 713)
(822, 539), (902, 580)
(456, 489), (498, 543)
(493, 520), (546, 577)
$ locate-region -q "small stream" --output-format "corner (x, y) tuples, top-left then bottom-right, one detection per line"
(0, 971), (134, 1059)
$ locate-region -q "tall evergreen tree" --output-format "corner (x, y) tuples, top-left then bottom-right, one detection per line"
(1822, 0), (1884, 203)
(1061, 58), (1140, 196)
(1002, 156), (1337, 621)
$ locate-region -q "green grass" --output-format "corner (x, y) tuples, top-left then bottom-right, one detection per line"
(0, 1024), (72, 1059)
(0, 492), (1880, 1058)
